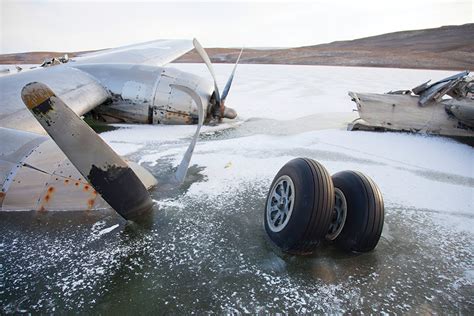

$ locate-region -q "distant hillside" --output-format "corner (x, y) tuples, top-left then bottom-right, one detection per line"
(176, 24), (474, 70)
(1, 24), (473, 70)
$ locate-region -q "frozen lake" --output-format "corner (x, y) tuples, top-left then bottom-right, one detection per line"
(1, 64), (473, 313)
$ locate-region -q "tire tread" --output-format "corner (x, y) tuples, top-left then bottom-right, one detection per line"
(333, 170), (384, 252)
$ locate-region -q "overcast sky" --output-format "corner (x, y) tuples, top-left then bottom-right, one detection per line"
(1, 0), (472, 53)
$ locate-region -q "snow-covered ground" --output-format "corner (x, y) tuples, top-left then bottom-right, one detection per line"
(1, 64), (472, 313)
(107, 64), (473, 229)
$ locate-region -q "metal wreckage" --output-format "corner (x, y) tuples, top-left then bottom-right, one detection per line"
(349, 71), (474, 138)
(1, 39), (385, 255)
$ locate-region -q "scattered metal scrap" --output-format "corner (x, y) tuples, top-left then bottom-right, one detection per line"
(40, 54), (69, 67)
(348, 71), (474, 138)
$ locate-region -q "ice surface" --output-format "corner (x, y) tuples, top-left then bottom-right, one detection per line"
(168, 63), (456, 120)
(1, 64), (472, 313)
(102, 64), (472, 230)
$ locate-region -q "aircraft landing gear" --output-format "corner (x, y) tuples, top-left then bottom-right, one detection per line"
(264, 158), (333, 254)
(264, 158), (384, 254)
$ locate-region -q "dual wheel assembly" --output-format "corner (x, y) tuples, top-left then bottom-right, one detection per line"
(264, 158), (384, 254)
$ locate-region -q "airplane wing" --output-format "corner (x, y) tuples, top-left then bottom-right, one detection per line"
(0, 66), (110, 134)
(0, 39), (193, 134)
(72, 39), (193, 66)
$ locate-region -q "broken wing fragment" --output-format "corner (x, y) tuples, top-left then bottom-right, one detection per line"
(21, 82), (153, 220)
(348, 71), (474, 138)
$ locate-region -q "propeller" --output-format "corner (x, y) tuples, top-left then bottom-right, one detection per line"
(193, 38), (243, 121)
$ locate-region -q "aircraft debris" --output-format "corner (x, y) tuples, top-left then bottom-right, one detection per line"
(348, 71), (474, 138)
(40, 54), (69, 67)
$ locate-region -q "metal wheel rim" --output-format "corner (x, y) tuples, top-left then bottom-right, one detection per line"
(326, 187), (347, 240)
(266, 175), (295, 233)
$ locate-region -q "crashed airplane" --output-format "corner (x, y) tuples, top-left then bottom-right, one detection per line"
(348, 71), (474, 138)
(0, 39), (238, 219)
(0, 39), (242, 134)
(0, 38), (385, 254)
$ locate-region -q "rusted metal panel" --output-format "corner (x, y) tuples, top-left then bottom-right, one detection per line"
(2, 140), (110, 211)
(36, 174), (109, 211)
(0, 123), (155, 212)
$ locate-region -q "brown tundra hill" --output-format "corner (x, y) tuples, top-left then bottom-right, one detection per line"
(1, 24), (473, 71)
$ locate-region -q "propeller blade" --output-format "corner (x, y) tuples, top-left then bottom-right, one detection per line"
(193, 38), (221, 105)
(21, 82), (153, 220)
(221, 47), (243, 102)
(169, 84), (204, 186)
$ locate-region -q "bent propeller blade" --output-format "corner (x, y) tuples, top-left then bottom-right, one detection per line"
(21, 82), (153, 220)
(169, 83), (204, 186)
(193, 38), (221, 105)
(221, 47), (243, 102)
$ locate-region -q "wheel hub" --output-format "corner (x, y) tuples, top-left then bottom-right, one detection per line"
(325, 187), (347, 240)
(266, 175), (295, 233)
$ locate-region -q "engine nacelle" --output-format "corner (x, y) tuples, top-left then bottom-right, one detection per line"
(75, 64), (215, 124)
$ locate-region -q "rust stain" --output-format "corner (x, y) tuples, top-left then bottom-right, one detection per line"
(84, 185), (90, 191)
(87, 198), (95, 209)
(38, 206), (47, 212)
(165, 111), (193, 124)
(43, 186), (55, 203)
(21, 82), (55, 110)
(64, 179), (70, 184)
(75, 182), (79, 186)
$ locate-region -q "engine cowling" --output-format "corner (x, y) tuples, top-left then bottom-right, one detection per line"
(75, 64), (214, 125)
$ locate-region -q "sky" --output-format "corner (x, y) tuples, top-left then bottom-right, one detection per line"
(0, 0), (473, 53)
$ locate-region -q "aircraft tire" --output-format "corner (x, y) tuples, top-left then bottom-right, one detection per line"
(264, 158), (334, 254)
(331, 171), (384, 252)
